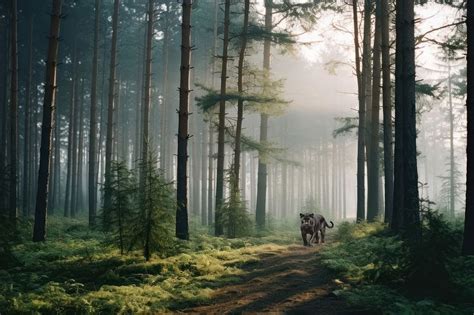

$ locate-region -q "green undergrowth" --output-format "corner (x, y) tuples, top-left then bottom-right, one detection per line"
(321, 217), (474, 314)
(0, 216), (297, 314)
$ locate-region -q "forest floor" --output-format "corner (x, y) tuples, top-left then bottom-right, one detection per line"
(180, 244), (369, 315)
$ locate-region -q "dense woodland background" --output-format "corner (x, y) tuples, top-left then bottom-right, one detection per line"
(0, 0), (473, 313)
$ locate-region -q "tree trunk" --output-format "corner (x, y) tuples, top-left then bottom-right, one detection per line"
(392, 0), (420, 240)
(88, 0), (100, 227)
(353, 0), (366, 221)
(256, 0), (272, 229)
(8, 0), (18, 223)
(448, 62), (455, 216)
(462, 0), (474, 255)
(381, 0), (393, 224)
(103, 0), (120, 213)
(141, 0), (154, 188)
(76, 82), (85, 213)
(64, 44), (77, 218)
(214, 0), (231, 236)
(208, 121), (214, 225)
(201, 120), (208, 225)
(233, 0), (250, 196)
(70, 74), (81, 218)
(159, 5), (170, 175)
(367, 0), (381, 221)
(176, 0), (192, 240)
(33, 0), (62, 242)
(22, 16), (33, 217)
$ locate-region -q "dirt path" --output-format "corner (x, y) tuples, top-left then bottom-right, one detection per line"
(180, 244), (368, 315)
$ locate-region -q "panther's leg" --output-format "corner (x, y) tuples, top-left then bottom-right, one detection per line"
(321, 227), (326, 243)
(301, 231), (308, 246)
(314, 230), (320, 244)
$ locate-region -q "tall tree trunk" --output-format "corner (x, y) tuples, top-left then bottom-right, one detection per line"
(52, 106), (61, 211)
(76, 82), (85, 213)
(392, 0), (420, 240)
(70, 74), (80, 218)
(33, 0), (62, 242)
(256, 0), (272, 229)
(233, 0), (250, 196)
(214, 0), (231, 236)
(160, 5), (170, 175)
(381, 0), (393, 224)
(208, 121), (214, 225)
(353, 0), (366, 221)
(22, 16), (33, 217)
(367, 0), (381, 221)
(141, 0), (154, 186)
(176, 0), (192, 240)
(88, 0), (100, 227)
(463, 0), (474, 255)
(64, 44), (77, 217)
(201, 121), (208, 225)
(448, 62), (455, 216)
(8, 0), (18, 223)
(103, 0), (120, 213)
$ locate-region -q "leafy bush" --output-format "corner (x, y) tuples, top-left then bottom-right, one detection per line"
(321, 214), (474, 313)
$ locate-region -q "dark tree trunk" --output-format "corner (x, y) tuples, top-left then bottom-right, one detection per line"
(70, 74), (81, 218)
(353, 0), (366, 221)
(176, 0), (192, 240)
(8, 0), (18, 223)
(208, 121), (214, 225)
(215, 0), (231, 236)
(392, 0), (420, 240)
(233, 0), (250, 194)
(201, 120), (208, 225)
(103, 0), (120, 213)
(463, 0), (474, 255)
(159, 5), (170, 175)
(256, 0), (272, 229)
(88, 0), (100, 227)
(141, 0), (154, 187)
(22, 16), (33, 217)
(367, 0), (381, 221)
(33, 0), (62, 242)
(76, 82), (85, 213)
(64, 45), (77, 217)
(381, 0), (393, 224)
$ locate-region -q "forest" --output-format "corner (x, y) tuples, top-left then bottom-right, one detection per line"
(0, 0), (473, 313)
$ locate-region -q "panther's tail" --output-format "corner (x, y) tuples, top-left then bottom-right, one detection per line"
(325, 220), (334, 228)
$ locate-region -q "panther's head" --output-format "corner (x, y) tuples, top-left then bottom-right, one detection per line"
(300, 213), (314, 228)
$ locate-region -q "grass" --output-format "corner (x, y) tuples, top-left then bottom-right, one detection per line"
(0, 215), (299, 314)
(320, 217), (474, 314)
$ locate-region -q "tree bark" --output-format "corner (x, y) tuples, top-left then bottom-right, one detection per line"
(367, 0), (381, 221)
(392, 0), (420, 240)
(353, 0), (366, 221)
(233, 0), (250, 196)
(463, 0), (474, 255)
(381, 0), (393, 224)
(256, 0), (272, 229)
(214, 0), (231, 236)
(33, 0), (62, 242)
(176, 0), (192, 240)
(22, 15), (33, 217)
(103, 0), (120, 213)
(141, 0), (154, 188)
(64, 44), (77, 218)
(88, 0), (100, 227)
(448, 62), (455, 216)
(8, 0), (18, 223)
